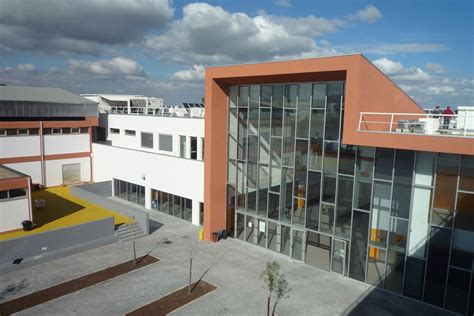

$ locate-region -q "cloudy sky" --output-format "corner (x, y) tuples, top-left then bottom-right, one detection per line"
(0, 0), (472, 106)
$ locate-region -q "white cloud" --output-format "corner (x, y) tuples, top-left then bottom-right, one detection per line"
(145, 3), (384, 65)
(373, 57), (431, 81)
(171, 65), (205, 81)
(274, 0), (291, 7)
(351, 5), (382, 23)
(67, 57), (146, 78)
(426, 86), (455, 95)
(0, 0), (174, 54)
(372, 57), (473, 106)
(425, 62), (446, 74)
(365, 43), (446, 55)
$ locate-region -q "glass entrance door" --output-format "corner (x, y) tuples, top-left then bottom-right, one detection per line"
(291, 229), (305, 261)
(331, 238), (347, 275)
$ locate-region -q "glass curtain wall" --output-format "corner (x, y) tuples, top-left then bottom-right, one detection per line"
(150, 189), (193, 222)
(227, 83), (474, 314)
(113, 179), (145, 206)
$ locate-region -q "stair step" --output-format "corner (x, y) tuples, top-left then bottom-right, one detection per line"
(116, 229), (143, 238)
(118, 233), (146, 243)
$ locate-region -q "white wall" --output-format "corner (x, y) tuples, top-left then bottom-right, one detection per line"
(0, 197), (30, 232)
(0, 136), (40, 158)
(44, 134), (90, 155)
(45, 157), (91, 187)
(92, 143), (203, 225)
(5, 161), (42, 184)
(106, 114), (204, 158)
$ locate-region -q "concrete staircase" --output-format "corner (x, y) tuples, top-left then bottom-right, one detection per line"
(115, 222), (145, 243)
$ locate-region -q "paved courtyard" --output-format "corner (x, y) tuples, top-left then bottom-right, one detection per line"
(0, 209), (451, 315)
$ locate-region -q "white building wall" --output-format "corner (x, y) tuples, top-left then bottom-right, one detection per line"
(45, 157), (91, 187)
(92, 143), (203, 225)
(5, 161), (42, 184)
(106, 115), (204, 157)
(44, 134), (90, 155)
(0, 136), (41, 158)
(0, 197), (30, 232)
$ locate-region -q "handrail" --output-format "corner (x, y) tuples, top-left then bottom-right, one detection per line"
(358, 110), (474, 138)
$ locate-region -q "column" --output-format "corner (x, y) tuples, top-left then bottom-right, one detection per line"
(192, 199), (201, 226)
(145, 185), (151, 210)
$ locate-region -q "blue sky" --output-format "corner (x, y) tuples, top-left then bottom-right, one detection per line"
(0, 0), (472, 106)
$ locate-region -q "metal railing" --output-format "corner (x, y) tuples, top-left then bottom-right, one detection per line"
(358, 111), (474, 138)
(109, 106), (205, 118)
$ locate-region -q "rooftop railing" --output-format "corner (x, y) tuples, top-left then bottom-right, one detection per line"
(358, 110), (474, 138)
(109, 106), (205, 118)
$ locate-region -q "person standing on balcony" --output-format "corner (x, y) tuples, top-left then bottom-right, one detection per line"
(432, 105), (441, 118)
(442, 106), (455, 129)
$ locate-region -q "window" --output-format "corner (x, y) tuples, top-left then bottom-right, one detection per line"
(9, 188), (27, 198)
(6, 129), (17, 136)
(71, 128), (80, 134)
(0, 190), (8, 199)
(141, 132), (153, 149)
(180, 136), (186, 158)
(29, 128), (39, 135)
(62, 128), (71, 134)
(158, 134), (173, 152)
(0, 188), (27, 200)
(124, 129), (136, 136)
(51, 128), (62, 134)
(109, 128), (119, 134)
(0, 129), (5, 136)
(190, 136), (197, 159)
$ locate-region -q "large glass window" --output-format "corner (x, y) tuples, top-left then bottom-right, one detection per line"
(308, 109), (324, 171)
(324, 88), (341, 141)
(159, 134), (173, 152)
(349, 210), (370, 282)
(374, 148), (394, 181)
(367, 247), (386, 287)
(141, 132), (153, 149)
(445, 268), (471, 314)
(414, 152), (436, 186)
(238, 86), (249, 107)
(320, 203), (335, 234)
(459, 155), (474, 191)
(403, 257), (425, 300)
(282, 109), (296, 166)
(249, 85), (259, 109)
(237, 109), (248, 160)
(370, 181), (391, 248)
(261, 85), (272, 107)
(236, 213), (245, 240)
(284, 84), (298, 107)
(312, 83), (326, 108)
(306, 171), (321, 230)
(248, 107), (259, 135)
(305, 231), (331, 270)
(259, 108), (271, 164)
(433, 154), (459, 227)
(339, 144), (356, 175)
(423, 226), (452, 307)
(272, 85), (284, 109)
(180, 135), (186, 158)
(335, 176), (353, 239)
(298, 83), (311, 109)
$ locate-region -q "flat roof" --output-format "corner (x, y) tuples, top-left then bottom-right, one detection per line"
(0, 86), (96, 105)
(0, 165), (28, 180)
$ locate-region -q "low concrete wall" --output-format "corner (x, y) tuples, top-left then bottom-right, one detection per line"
(71, 182), (149, 235)
(0, 217), (116, 274)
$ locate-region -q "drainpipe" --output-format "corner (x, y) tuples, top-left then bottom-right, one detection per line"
(39, 121), (46, 187)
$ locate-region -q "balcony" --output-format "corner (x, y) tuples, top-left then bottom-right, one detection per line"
(109, 106), (205, 119)
(357, 107), (474, 138)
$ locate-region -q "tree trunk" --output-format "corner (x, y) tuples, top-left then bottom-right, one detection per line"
(267, 296), (271, 316)
(188, 258), (192, 295)
(272, 299), (279, 316)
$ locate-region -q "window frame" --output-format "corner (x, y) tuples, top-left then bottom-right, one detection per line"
(109, 128), (120, 135)
(124, 129), (136, 136)
(141, 132), (154, 149)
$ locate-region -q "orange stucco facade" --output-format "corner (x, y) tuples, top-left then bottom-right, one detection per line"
(204, 53), (473, 242)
